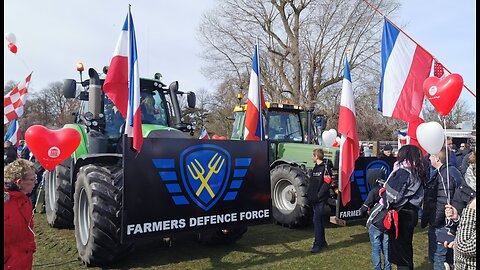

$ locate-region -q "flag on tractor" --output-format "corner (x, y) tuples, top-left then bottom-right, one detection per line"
(337, 56), (359, 206)
(199, 127), (210, 139)
(244, 44), (265, 141)
(103, 8), (143, 153)
(4, 72), (32, 124)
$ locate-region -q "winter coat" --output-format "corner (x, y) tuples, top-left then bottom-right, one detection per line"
(454, 206), (476, 270)
(422, 164), (463, 228)
(4, 187), (36, 269)
(306, 161), (332, 204)
(385, 167), (424, 210)
(4, 145), (17, 165)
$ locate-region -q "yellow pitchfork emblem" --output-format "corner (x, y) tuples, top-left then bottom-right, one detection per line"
(187, 153), (225, 198)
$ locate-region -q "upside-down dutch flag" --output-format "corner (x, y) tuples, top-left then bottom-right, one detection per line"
(4, 119), (21, 148)
(199, 127), (209, 139)
(104, 9), (143, 152)
(337, 56), (359, 207)
(244, 44), (265, 141)
(378, 19), (432, 147)
(4, 72), (32, 124)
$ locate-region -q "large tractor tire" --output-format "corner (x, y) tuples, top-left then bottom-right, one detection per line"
(270, 164), (311, 228)
(196, 226), (248, 245)
(45, 163), (74, 228)
(74, 164), (131, 266)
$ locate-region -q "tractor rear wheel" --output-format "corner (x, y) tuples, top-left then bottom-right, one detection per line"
(74, 164), (131, 266)
(270, 164), (311, 228)
(45, 163), (74, 228)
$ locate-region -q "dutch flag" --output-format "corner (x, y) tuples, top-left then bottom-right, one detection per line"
(244, 44), (265, 141)
(104, 8), (143, 153)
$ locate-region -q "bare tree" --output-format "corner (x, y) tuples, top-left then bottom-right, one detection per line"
(198, 0), (399, 106)
(18, 82), (79, 132)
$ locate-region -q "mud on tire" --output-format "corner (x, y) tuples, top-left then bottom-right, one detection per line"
(74, 164), (131, 266)
(45, 163), (74, 228)
(270, 164), (311, 228)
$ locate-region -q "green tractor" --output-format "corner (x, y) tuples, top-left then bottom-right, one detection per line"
(44, 67), (272, 267)
(230, 102), (340, 228)
(44, 67), (196, 264)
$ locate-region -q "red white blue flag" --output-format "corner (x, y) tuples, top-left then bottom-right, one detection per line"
(244, 44), (265, 141)
(104, 9), (143, 152)
(377, 19), (432, 147)
(199, 127), (209, 140)
(4, 72), (32, 124)
(338, 56), (359, 206)
(4, 119), (21, 148)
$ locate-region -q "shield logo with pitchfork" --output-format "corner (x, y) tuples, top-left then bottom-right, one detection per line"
(180, 144), (231, 211)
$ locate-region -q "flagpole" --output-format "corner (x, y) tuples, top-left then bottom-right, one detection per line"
(362, 0), (476, 98)
(256, 38), (264, 140)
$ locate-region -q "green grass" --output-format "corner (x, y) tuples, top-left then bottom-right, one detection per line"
(33, 214), (432, 269)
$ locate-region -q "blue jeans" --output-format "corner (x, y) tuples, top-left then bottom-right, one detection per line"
(312, 202), (326, 247)
(369, 224), (391, 270)
(428, 226), (453, 269)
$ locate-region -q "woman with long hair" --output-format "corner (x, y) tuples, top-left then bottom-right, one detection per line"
(384, 144), (429, 270)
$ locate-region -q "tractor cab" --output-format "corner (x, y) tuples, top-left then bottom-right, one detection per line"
(62, 66), (196, 153)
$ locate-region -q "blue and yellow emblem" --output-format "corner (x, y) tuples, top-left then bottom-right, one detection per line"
(180, 144), (231, 211)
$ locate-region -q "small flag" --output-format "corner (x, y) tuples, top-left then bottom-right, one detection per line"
(4, 119), (21, 148)
(4, 72), (32, 124)
(433, 60), (445, 78)
(199, 127), (209, 140)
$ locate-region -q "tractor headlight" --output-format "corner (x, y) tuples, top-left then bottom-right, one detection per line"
(92, 121), (98, 127)
(84, 112), (94, 121)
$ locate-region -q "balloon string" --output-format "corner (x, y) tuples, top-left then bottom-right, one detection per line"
(15, 54), (32, 74)
(442, 116), (450, 204)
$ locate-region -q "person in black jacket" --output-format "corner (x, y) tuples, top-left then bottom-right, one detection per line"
(423, 147), (464, 270)
(306, 148), (333, 253)
(4, 140), (18, 166)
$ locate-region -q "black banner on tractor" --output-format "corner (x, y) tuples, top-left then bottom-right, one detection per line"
(336, 157), (395, 220)
(121, 138), (271, 241)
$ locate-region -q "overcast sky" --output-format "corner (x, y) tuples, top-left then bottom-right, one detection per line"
(4, 0), (476, 113)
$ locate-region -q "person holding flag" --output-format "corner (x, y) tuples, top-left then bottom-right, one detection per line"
(337, 54), (359, 207)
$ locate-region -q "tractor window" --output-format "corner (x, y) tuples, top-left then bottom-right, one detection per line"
(140, 91), (168, 126)
(104, 96), (125, 140)
(268, 111), (303, 142)
(231, 111), (245, 140)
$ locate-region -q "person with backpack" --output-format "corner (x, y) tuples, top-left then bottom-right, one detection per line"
(383, 144), (429, 270)
(360, 168), (391, 270)
(422, 146), (464, 269)
(306, 148), (333, 253)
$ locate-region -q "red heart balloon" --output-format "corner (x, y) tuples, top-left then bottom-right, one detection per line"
(423, 73), (463, 117)
(25, 125), (81, 171)
(211, 134), (220, 140)
(8, 43), (17, 54)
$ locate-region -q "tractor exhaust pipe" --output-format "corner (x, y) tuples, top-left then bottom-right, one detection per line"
(88, 68), (102, 118)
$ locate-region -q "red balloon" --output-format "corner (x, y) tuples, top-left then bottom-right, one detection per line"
(8, 43), (17, 54)
(211, 134), (220, 140)
(218, 136), (227, 140)
(423, 73), (463, 117)
(25, 125), (81, 171)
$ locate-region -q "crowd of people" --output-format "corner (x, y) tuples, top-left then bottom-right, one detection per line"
(308, 141), (475, 270)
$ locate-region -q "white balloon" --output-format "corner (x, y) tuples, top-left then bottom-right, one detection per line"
(416, 121), (445, 154)
(5, 32), (16, 44)
(328, 129), (337, 138)
(322, 129), (336, 146)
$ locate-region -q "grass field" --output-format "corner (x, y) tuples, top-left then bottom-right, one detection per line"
(33, 214), (433, 269)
